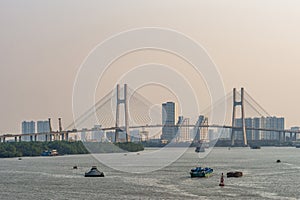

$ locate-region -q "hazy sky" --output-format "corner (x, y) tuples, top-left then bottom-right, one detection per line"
(1, 0), (300, 133)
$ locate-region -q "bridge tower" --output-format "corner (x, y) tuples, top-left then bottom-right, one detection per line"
(115, 84), (130, 143)
(231, 88), (247, 146)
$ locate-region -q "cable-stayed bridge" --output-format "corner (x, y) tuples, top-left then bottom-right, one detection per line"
(0, 84), (299, 146)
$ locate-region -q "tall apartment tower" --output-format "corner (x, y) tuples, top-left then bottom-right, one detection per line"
(37, 121), (50, 133)
(161, 102), (176, 142)
(22, 121), (35, 134)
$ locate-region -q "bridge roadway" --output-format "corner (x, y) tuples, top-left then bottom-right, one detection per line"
(0, 124), (299, 142)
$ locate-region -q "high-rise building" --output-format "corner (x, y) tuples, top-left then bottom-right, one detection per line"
(92, 125), (105, 142)
(130, 129), (140, 142)
(22, 121), (35, 141)
(22, 121), (35, 134)
(291, 127), (300, 140)
(235, 116), (284, 141)
(37, 121), (50, 133)
(106, 131), (116, 143)
(37, 120), (50, 141)
(263, 117), (284, 140)
(81, 128), (88, 141)
(253, 117), (262, 140)
(161, 102), (176, 142)
(245, 118), (254, 141)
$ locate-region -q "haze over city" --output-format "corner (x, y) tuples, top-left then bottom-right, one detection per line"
(1, 0), (300, 133)
(1, 2), (300, 200)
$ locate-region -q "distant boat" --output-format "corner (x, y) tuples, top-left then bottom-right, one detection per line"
(41, 149), (59, 156)
(190, 167), (213, 178)
(250, 145), (261, 149)
(84, 166), (104, 177)
(295, 145), (300, 148)
(195, 146), (205, 153)
(227, 171), (243, 178)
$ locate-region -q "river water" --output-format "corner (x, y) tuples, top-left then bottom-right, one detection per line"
(0, 147), (299, 200)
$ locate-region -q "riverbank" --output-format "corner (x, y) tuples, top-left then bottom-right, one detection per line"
(0, 141), (88, 158)
(0, 141), (144, 158)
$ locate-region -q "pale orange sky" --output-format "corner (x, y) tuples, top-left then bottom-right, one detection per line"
(0, 0), (300, 133)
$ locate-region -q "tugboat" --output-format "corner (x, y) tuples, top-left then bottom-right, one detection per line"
(250, 145), (261, 149)
(195, 146), (205, 153)
(227, 171), (243, 178)
(41, 149), (59, 156)
(190, 167), (213, 178)
(84, 166), (105, 177)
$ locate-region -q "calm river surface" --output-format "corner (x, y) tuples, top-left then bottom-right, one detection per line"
(0, 147), (299, 200)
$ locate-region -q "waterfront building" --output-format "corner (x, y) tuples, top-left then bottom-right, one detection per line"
(290, 126), (299, 140)
(130, 129), (140, 142)
(21, 121), (35, 141)
(161, 102), (176, 142)
(140, 128), (149, 142)
(22, 121), (35, 134)
(245, 118), (254, 141)
(37, 121), (50, 133)
(81, 128), (88, 141)
(106, 131), (115, 143)
(253, 117), (262, 140)
(92, 125), (105, 142)
(235, 116), (285, 141)
(37, 120), (50, 141)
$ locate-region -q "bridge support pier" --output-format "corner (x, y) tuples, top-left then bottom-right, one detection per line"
(3, 137), (5, 143)
(19, 136), (21, 142)
(231, 88), (247, 147)
(30, 135), (33, 142)
(115, 84), (130, 143)
(15, 136), (17, 142)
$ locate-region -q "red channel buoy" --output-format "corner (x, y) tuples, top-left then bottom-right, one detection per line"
(219, 173), (225, 187)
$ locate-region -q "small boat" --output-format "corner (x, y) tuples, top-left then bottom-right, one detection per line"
(295, 145), (300, 148)
(190, 167), (213, 178)
(18, 158), (22, 160)
(84, 166), (104, 177)
(73, 166), (78, 169)
(227, 171), (243, 178)
(250, 145), (261, 149)
(276, 160), (281, 163)
(195, 146), (205, 153)
(41, 149), (59, 156)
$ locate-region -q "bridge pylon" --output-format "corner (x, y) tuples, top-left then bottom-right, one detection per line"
(115, 84), (130, 143)
(231, 88), (247, 146)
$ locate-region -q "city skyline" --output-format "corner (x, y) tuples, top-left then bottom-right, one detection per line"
(4, 91), (295, 136)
